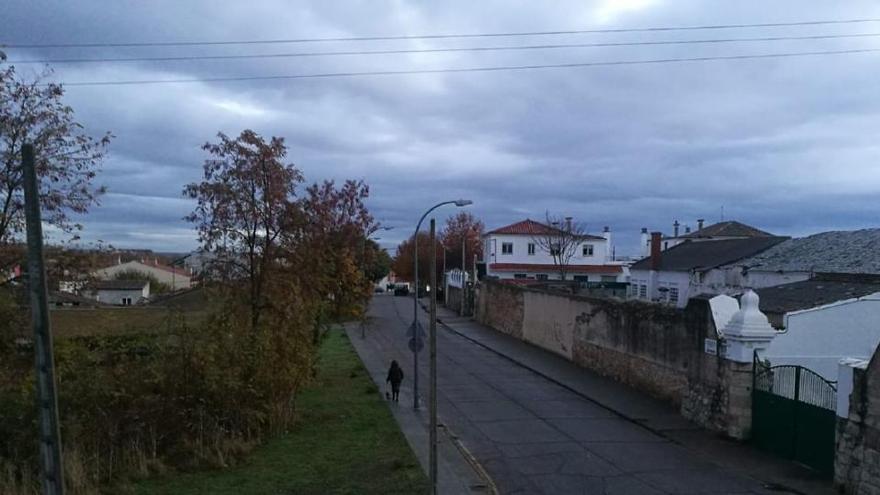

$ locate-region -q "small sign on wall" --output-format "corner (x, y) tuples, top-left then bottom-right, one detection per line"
(704, 338), (718, 355)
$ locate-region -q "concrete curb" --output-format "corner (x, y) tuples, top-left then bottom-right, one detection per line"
(441, 424), (499, 495)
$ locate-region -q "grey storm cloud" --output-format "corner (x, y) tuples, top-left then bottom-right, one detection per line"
(3, 0), (880, 253)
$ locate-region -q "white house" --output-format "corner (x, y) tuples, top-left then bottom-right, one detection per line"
(755, 274), (880, 380)
(88, 280), (150, 306)
(629, 232), (788, 307)
(94, 260), (193, 290)
(482, 219), (626, 283)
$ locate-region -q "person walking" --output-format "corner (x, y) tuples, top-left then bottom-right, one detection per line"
(386, 360), (404, 403)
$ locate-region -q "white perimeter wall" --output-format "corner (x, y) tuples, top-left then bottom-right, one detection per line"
(765, 294), (880, 380)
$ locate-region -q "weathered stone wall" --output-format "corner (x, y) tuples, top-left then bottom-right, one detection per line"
(476, 280), (754, 438)
(836, 353), (880, 494)
(475, 281), (524, 340)
(446, 286), (463, 314)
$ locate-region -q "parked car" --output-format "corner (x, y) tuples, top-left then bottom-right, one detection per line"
(393, 285), (410, 296)
(374, 287), (385, 293)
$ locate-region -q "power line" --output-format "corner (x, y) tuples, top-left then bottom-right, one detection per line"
(54, 47), (880, 87)
(9, 32), (880, 64)
(5, 18), (880, 49)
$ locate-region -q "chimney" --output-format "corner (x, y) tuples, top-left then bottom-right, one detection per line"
(564, 216), (572, 232)
(673, 220), (680, 237)
(650, 232), (662, 271)
(640, 228), (650, 257)
(602, 226), (612, 261)
(697, 218), (705, 231)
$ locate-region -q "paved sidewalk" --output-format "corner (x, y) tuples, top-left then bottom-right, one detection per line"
(431, 303), (833, 495)
(344, 317), (495, 495)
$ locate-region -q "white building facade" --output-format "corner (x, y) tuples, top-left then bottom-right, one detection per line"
(482, 219), (627, 282)
(95, 260), (193, 290)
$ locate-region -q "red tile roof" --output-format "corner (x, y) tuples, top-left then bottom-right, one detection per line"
(487, 219), (605, 239)
(489, 263), (622, 274)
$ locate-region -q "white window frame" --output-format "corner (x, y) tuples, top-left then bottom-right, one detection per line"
(582, 244), (594, 256)
(502, 242), (513, 255)
(527, 243), (536, 255)
(121, 297), (132, 306)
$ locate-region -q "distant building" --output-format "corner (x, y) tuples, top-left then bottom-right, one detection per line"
(629, 232), (788, 307)
(94, 260), (192, 290)
(482, 219), (627, 283)
(88, 280), (150, 306)
(639, 220), (774, 256)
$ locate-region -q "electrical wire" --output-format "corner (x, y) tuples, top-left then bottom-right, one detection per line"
(5, 18), (880, 48)
(54, 47), (880, 87)
(9, 32), (880, 64)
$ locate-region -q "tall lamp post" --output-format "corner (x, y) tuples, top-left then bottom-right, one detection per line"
(411, 199), (471, 411)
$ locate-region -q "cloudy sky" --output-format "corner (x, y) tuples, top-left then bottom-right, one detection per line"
(3, 1), (880, 255)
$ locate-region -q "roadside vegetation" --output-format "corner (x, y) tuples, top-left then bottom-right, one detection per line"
(0, 67), (392, 494)
(134, 330), (428, 495)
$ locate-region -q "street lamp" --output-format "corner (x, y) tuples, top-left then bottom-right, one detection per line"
(412, 199), (471, 411)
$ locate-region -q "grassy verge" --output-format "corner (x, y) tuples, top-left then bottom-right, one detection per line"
(132, 328), (428, 495)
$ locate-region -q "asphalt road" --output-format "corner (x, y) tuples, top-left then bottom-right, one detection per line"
(366, 295), (784, 495)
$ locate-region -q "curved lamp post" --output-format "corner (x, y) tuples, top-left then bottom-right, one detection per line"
(412, 199), (471, 410)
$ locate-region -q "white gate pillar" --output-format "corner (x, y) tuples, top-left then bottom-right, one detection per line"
(721, 289), (777, 363)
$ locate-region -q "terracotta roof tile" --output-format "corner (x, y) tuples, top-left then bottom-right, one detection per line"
(487, 219), (605, 240)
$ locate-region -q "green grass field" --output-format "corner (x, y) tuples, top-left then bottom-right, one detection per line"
(133, 329), (429, 495)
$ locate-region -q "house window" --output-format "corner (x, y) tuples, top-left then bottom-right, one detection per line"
(536, 274), (548, 281)
(513, 273), (527, 279)
(502, 242), (513, 255)
(582, 244), (594, 256)
(549, 247), (561, 256)
(639, 285), (647, 298)
(528, 243), (536, 255)
(121, 297), (132, 306)
(669, 287), (679, 305)
(600, 275), (617, 283)
(573, 275), (590, 282)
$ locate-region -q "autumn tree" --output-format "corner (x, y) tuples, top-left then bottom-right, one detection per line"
(531, 213), (589, 281)
(0, 66), (111, 267)
(392, 232), (444, 286)
(292, 179), (376, 320)
(365, 240), (392, 282)
(184, 130), (302, 331)
(440, 211), (484, 272)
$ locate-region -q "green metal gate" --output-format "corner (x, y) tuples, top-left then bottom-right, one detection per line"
(752, 355), (837, 477)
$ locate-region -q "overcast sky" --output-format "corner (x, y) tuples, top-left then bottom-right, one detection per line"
(3, 1), (880, 255)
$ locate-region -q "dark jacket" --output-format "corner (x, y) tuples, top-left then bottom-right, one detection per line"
(386, 365), (404, 385)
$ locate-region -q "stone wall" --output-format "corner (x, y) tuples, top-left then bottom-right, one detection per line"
(836, 353), (880, 494)
(446, 286), (463, 314)
(475, 280), (752, 438)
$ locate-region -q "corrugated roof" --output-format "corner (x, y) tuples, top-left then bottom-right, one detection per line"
(631, 237), (789, 272)
(741, 229), (880, 274)
(756, 274), (880, 314)
(489, 263), (622, 274)
(680, 220), (773, 239)
(487, 219), (605, 239)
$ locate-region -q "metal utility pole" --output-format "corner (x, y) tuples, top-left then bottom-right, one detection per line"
(412, 200), (471, 410)
(22, 144), (66, 495)
(429, 219), (439, 495)
(460, 234), (466, 317)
